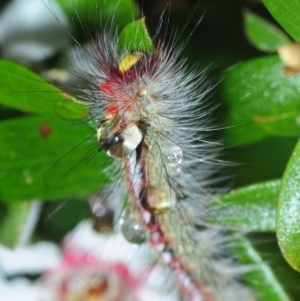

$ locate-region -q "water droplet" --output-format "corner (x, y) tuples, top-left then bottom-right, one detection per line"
(120, 212), (146, 244)
(166, 146), (183, 164)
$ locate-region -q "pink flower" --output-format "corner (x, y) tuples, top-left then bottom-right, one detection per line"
(47, 248), (140, 301)
(45, 223), (142, 301)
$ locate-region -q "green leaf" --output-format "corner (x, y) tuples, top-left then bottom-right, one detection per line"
(0, 116), (110, 202)
(118, 18), (154, 53)
(0, 203), (31, 247)
(262, 0), (300, 44)
(277, 138), (300, 272)
(209, 180), (280, 231)
(220, 55), (300, 145)
(0, 60), (89, 119)
(243, 10), (291, 53)
(231, 234), (291, 301)
(57, 0), (139, 29)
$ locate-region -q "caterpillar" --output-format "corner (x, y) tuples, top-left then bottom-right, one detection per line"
(43, 3), (254, 300)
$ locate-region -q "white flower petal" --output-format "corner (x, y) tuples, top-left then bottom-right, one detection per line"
(0, 0), (71, 65)
(0, 242), (61, 275)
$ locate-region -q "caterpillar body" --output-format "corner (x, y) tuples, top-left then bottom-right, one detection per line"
(70, 21), (255, 301)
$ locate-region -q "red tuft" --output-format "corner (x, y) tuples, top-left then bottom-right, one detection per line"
(100, 82), (112, 92)
(107, 105), (118, 114)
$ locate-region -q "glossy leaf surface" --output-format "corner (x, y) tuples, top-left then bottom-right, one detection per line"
(262, 0), (300, 44)
(243, 10), (290, 52)
(118, 18), (154, 53)
(220, 55), (300, 145)
(209, 180), (280, 231)
(0, 60), (89, 119)
(277, 138), (300, 272)
(0, 116), (109, 202)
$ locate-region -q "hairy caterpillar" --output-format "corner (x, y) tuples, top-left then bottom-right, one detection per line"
(1, 1), (299, 301)
(61, 4), (257, 300)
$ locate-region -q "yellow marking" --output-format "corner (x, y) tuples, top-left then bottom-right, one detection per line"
(119, 53), (143, 73)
